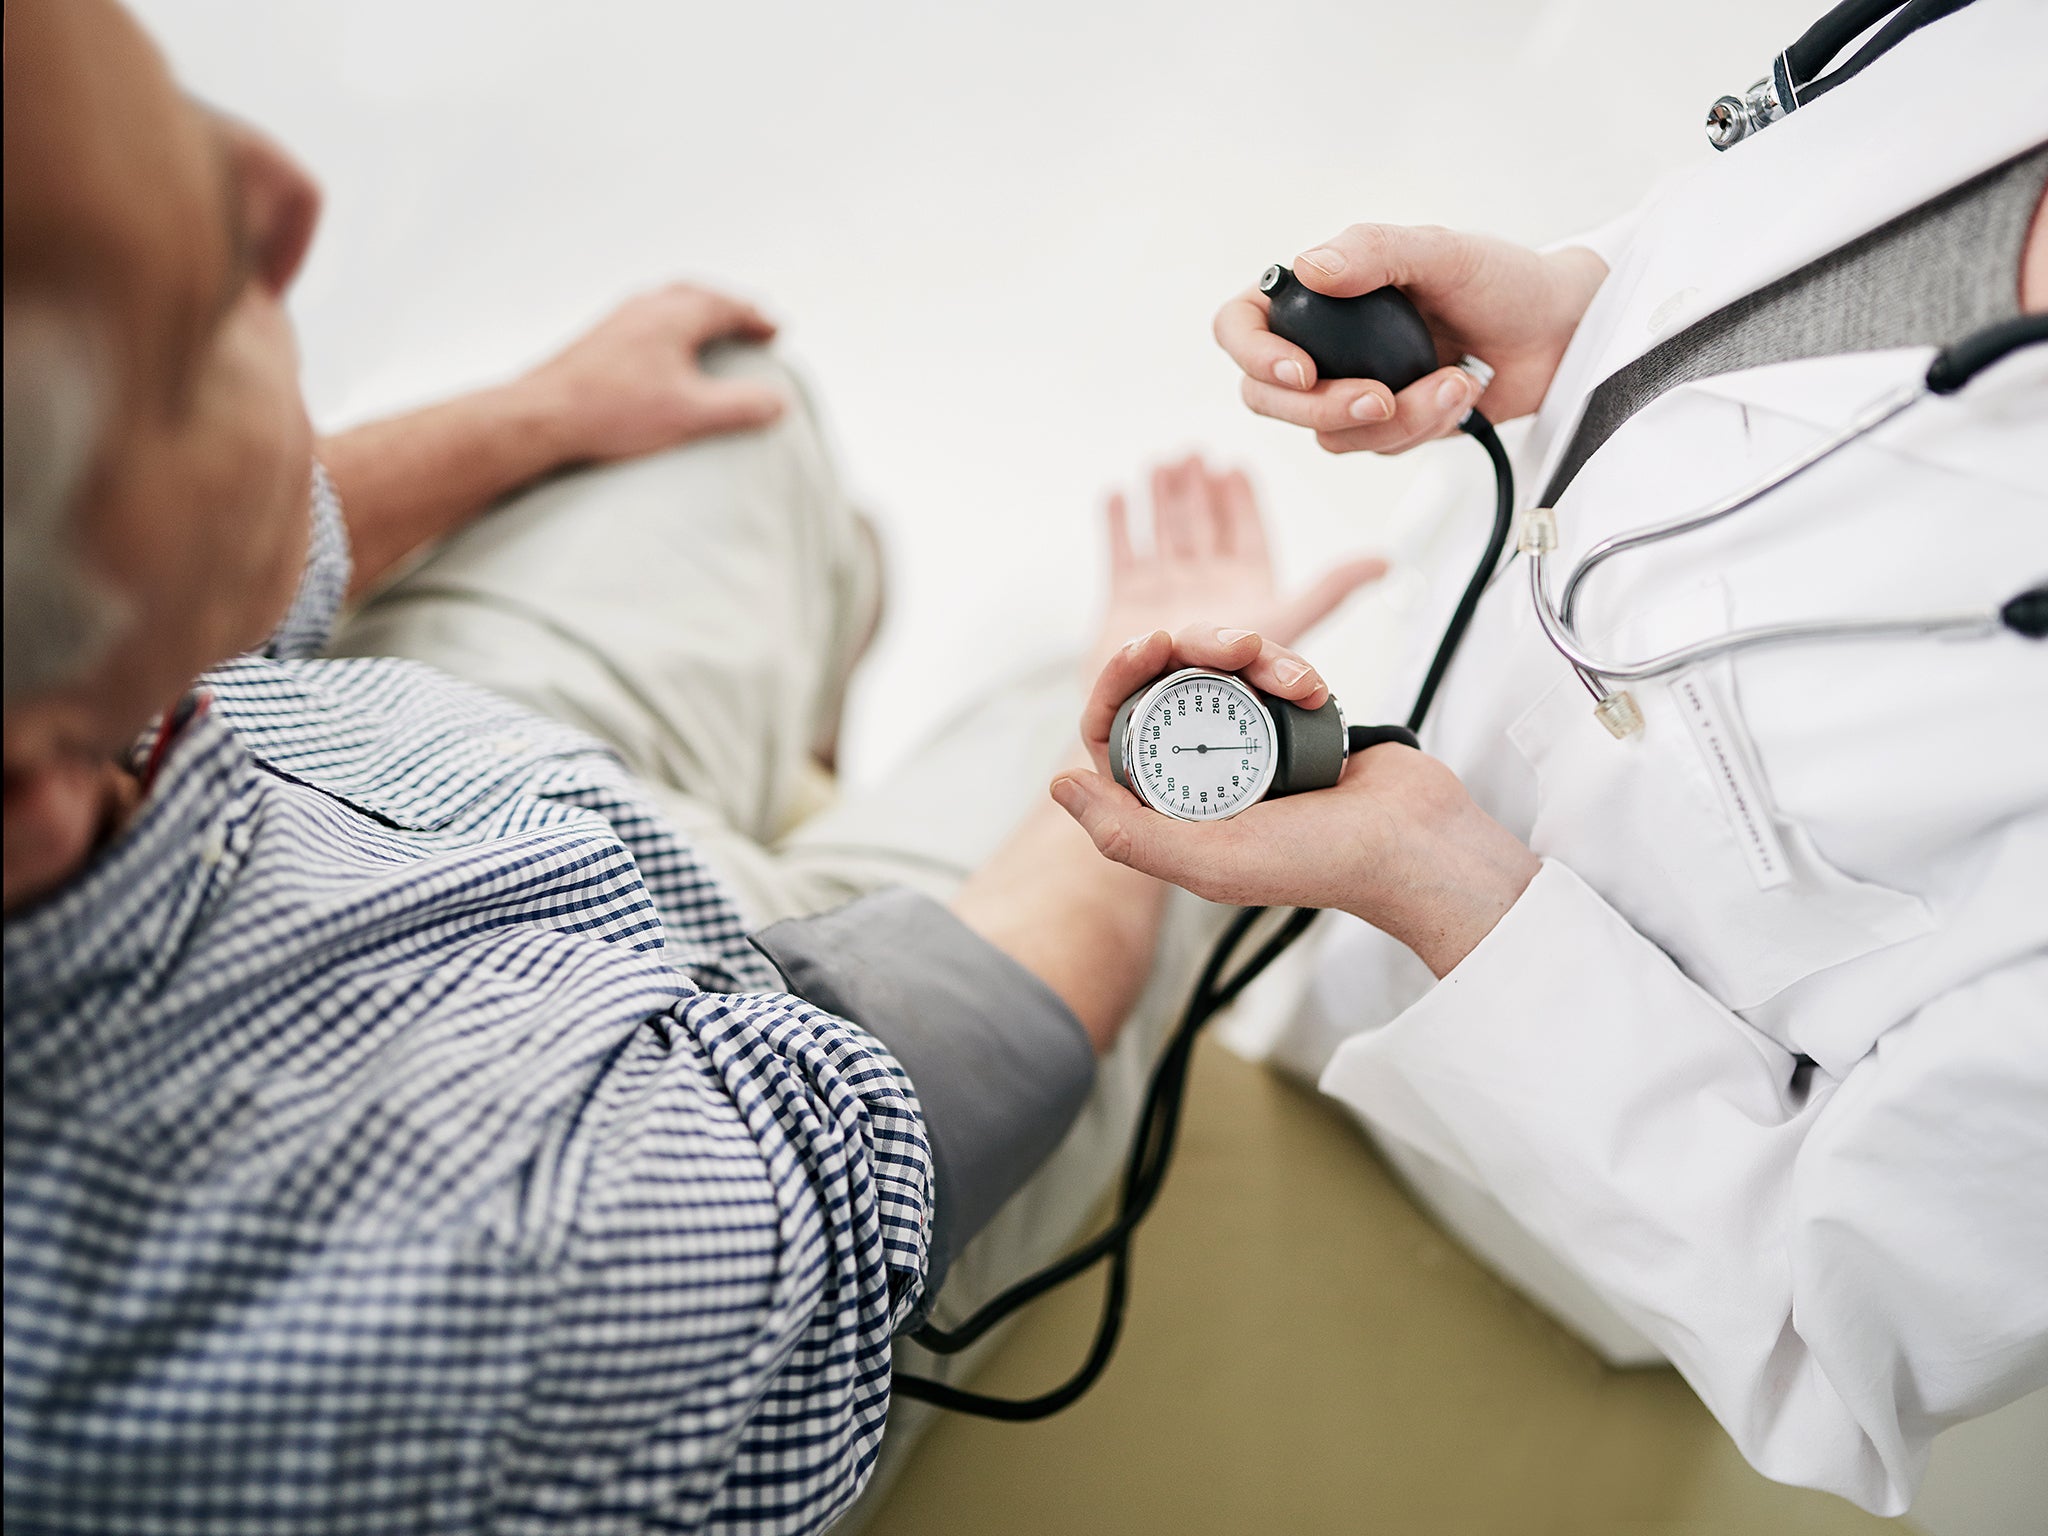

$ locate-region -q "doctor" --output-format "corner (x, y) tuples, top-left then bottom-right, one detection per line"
(1048, 0), (2047, 1516)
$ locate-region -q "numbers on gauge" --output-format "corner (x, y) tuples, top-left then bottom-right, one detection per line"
(1132, 672), (1271, 822)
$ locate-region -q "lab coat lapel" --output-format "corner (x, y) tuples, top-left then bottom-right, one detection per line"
(1522, 0), (2048, 505)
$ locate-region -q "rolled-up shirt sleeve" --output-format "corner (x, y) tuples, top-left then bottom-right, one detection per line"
(752, 887), (1097, 1302)
(263, 461), (353, 661)
(489, 983), (943, 1531)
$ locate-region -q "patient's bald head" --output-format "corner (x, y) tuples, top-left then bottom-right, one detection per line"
(4, 0), (322, 911)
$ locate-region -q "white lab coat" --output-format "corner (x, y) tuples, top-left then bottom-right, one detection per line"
(1300, 0), (2048, 1515)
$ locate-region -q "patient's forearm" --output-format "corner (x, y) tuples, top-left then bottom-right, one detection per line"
(319, 383), (566, 599)
(952, 782), (1167, 1055)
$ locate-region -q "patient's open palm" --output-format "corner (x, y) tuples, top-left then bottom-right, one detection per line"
(1090, 456), (1384, 673)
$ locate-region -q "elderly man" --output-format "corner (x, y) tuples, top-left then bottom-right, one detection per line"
(2, 2), (1381, 1531)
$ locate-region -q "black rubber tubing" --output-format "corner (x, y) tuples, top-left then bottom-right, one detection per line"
(892, 410), (1516, 1418)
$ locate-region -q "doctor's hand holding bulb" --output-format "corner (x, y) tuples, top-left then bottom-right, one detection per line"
(1214, 224), (1606, 453)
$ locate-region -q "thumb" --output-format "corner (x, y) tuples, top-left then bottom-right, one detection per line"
(684, 374), (787, 434)
(1050, 771), (1191, 884)
(1294, 223), (1464, 300)
(1270, 556), (1389, 644)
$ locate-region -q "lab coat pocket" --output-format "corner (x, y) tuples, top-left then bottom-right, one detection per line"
(1505, 584), (1933, 1018)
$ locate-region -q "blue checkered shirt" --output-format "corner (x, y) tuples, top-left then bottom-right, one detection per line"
(4, 472), (935, 1534)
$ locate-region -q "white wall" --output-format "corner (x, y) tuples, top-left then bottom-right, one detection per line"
(130, 0), (1804, 779)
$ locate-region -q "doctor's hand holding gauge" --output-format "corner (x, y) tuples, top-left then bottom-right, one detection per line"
(1056, 0), (2048, 1517)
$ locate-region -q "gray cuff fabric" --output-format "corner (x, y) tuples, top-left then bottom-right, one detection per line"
(750, 887), (1096, 1307)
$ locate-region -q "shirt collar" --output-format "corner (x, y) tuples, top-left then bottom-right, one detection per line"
(4, 694), (261, 1076)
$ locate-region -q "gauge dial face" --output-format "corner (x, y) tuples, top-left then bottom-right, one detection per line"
(1122, 669), (1277, 822)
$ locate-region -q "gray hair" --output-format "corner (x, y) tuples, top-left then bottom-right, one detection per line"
(3, 302), (125, 706)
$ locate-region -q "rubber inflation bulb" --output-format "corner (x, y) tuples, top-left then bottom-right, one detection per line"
(1260, 264), (1439, 391)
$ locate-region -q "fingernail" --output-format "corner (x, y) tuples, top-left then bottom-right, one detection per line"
(1216, 627), (1255, 644)
(1299, 248), (1345, 277)
(1348, 393), (1390, 423)
(1435, 374), (1473, 413)
(1275, 659), (1313, 687)
(1050, 777), (1082, 811)
(1276, 360), (1309, 390)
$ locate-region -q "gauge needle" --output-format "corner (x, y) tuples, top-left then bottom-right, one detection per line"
(1170, 744), (1253, 753)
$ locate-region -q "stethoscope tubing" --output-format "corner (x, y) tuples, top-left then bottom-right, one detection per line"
(1555, 381), (1922, 631)
(1530, 548), (2000, 684)
(1533, 375), (2023, 689)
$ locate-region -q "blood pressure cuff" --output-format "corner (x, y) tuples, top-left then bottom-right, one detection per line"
(750, 887), (1096, 1310)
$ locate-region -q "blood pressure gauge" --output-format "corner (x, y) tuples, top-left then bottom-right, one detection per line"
(1110, 668), (1351, 822)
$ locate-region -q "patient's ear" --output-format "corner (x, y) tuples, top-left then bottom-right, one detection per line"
(2, 707), (138, 914)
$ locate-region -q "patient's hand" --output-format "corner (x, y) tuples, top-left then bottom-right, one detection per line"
(953, 461), (1382, 1046)
(514, 283), (787, 465)
(1214, 226), (1606, 454)
(322, 282), (791, 596)
(1088, 455), (1385, 676)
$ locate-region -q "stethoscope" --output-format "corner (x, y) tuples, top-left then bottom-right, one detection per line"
(1706, 0), (1981, 151)
(1520, 312), (2048, 739)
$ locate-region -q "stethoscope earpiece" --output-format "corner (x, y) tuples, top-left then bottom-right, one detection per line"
(2002, 587), (2048, 640)
(1925, 312), (2048, 394)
